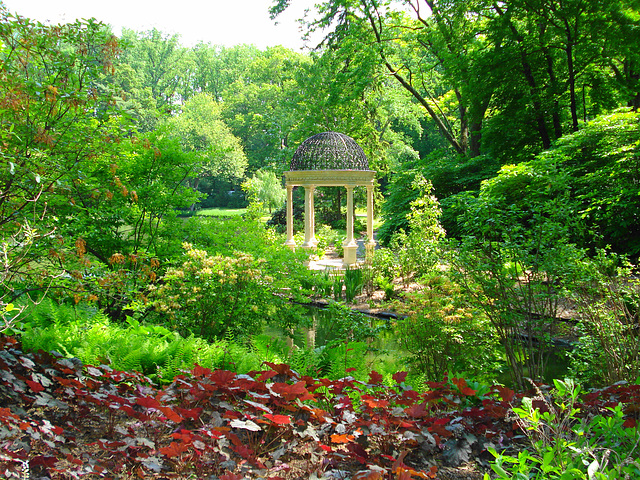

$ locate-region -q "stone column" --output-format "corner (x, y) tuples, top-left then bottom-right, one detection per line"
(343, 185), (358, 265)
(366, 185), (376, 257)
(284, 184), (296, 249)
(302, 185), (317, 248)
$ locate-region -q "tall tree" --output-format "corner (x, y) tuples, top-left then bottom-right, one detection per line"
(167, 93), (248, 199)
(220, 46), (310, 172)
(273, 0), (498, 158)
(118, 28), (191, 126)
(273, 0), (639, 160)
(0, 10), (125, 297)
(186, 43), (261, 102)
(242, 169), (287, 213)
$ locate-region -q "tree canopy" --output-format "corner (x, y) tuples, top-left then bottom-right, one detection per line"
(2, 0), (639, 310)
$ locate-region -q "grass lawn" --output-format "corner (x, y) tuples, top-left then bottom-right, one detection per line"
(197, 207), (247, 217)
(197, 207), (271, 222)
(355, 211), (384, 230)
(197, 207), (382, 229)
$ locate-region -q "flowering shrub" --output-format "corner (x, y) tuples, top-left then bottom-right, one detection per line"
(65, 247), (161, 321)
(151, 243), (275, 340)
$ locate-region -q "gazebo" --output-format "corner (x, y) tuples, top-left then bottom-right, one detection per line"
(283, 131), (376, 266)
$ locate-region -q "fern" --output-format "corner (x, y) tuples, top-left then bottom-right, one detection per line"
(325, 341), (370, 381)
(159, 339), (187, 382)
(250, 334), (290, 364)
(26, 299), (97, 329)
(287, 346), (323, 378)
(116, 349), (143, 375)
(195, 339), (227, 369)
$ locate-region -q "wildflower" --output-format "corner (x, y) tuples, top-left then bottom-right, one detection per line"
(75, 238), (87, 256)
(109, 253), (126, 265)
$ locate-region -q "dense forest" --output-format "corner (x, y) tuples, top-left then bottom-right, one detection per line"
(1, 0), (640, 478)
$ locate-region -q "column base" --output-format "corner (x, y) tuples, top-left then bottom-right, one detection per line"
(301, 239), (318, 248)
(343, 244), (358, 266)
(365, 240), (376, 259)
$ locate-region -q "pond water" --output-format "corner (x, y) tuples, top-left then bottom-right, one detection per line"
(265, 304), (394, 350)
(261, 304), (405, 380)
(266, 304), (572, 387)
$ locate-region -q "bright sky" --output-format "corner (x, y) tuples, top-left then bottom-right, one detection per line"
(1, 0), (320, 51)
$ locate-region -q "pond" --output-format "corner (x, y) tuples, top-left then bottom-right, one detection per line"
(289, 305), (390, 347)
(263, 303), (404, 380)
(265, 303), (572, 388)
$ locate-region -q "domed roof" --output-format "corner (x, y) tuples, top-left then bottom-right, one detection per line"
(289, 131), (369, 171)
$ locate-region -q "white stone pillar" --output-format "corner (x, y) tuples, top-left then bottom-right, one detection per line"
(285, 184), (296, 249)
(343, 185), (358, 265)
(345, 186), (355, 245)
(302, 185), (317, 248)
(366, 185), (376, 257)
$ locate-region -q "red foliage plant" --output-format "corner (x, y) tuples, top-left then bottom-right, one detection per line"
(1, 336), (638, 478)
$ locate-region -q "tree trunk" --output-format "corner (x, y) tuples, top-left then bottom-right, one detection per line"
(494, 3), (551, 149)
(384, 61), (466, 155)
(540, 31), (563, 139)
(468, 96), (490, 158)
(458, 91), (469, 153)
(564, 20), (579, 132)
(189, 177), (200, 212)
(627, 60), (640, 111)
(366, 9), (466, 155)
(469, 121), (483, 158)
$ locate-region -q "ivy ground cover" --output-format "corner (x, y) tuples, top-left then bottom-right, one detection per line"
(1, 336), (638, 479)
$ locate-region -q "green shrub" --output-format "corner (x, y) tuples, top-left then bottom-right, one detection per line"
(453, 161), (586, 388)
(466, 110), (640, 259)
(552, 110), (640, 259)
(371, 248), (398, 282)
(375, 275), (396, 301)
(389, 177), (445, 285)
(151, 243), (274, 340)
(487, 379), (640, 479)
(568, 250), (640, 386)
(391, 274), (502, 382)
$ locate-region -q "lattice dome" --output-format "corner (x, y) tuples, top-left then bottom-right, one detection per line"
(289, 132), (369, 171)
